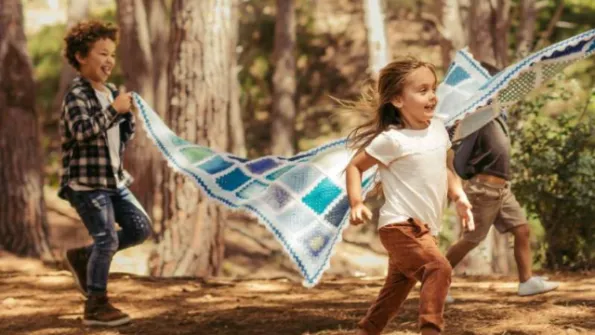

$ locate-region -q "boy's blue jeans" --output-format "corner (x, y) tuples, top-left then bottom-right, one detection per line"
(64, 186), (152, 293)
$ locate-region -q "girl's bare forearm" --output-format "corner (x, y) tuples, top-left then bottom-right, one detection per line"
(346, 164), (364, 207)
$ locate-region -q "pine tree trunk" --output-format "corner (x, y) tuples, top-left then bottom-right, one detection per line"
(228, 0), (246, 157)
(143, 0), (169, 117)
(270, 0), (297, 156)
(434, 0), (467, 70)
(143, 0), (170, 222)
(468, 0), (498, 67)
(493, 0), (511, 68)
(150, 0), (235, 277)
(116, 0), (159, 220)
(516, 0), (536, 58)
(0, 0), (51, 258)
(50, 0), (89, 120)
(362, 0), (389, 78)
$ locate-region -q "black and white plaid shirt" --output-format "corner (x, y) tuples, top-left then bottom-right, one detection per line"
(58, 76), (135, 198)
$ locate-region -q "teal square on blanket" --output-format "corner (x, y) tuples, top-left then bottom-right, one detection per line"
(198, 156), (234, 174)
(302, 178), (342, 215)
(216, 168), (251, 191)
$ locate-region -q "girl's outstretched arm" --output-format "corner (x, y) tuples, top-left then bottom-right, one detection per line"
(346, 151), (379, 225)
(447, 149), (475, 231)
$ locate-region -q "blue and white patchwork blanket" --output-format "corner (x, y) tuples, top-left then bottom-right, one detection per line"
(438, 29), (595, 140)
(133, 29), (595, 287)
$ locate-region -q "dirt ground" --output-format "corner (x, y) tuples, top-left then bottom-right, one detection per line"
(1, 251), (593, 335)
(2, 189), (591, 335)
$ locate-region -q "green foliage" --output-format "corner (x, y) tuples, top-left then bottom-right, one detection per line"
(508, 0), (595, 86)
(509, 80), (595, 270)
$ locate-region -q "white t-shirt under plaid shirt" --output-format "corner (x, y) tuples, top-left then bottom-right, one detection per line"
(365, 117), (451, 235)
(95, 88), (122, 185)
(68, 87), (123, 190)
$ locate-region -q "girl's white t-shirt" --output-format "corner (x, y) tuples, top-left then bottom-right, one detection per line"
(364, 117), (451, 235)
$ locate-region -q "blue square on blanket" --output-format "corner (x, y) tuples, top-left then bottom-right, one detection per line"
(236, 180), (268, 199)
(265, 165), (295, 181)
(302, 178), (342, 215)
(246, 158), (280, 174)
(324, 195), (349, 228)
(279, 164), (321, 194)
(300, 225), (332, 258)
(276, 205), (317, 233)
(261, 184), (291, 211)
(216, 168), (251, 191)
(444, 65), (471, 86)
(198, 156), (234, 174)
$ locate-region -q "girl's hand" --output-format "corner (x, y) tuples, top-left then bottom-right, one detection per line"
(454, 194), (475, 231)
(350, 202), (373, 226)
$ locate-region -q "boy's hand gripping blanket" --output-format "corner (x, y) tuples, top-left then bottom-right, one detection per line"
(133, 29), (595, 287)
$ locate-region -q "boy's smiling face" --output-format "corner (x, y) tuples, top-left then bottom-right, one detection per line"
(76, 38), (116, 85)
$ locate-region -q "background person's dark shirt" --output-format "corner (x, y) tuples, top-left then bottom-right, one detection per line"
(467, 117), (511, 180)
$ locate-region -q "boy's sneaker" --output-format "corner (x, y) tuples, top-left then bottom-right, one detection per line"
(518, 276), (559, 296)
(64, 247), (89, 297)
(84, 293), (130, 327)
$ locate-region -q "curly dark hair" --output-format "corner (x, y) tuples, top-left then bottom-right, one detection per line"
(64, 20), (119, 70)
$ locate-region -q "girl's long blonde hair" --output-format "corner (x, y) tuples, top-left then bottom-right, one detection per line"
(345, 57), (437, 153)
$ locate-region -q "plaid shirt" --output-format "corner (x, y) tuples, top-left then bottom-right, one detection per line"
(58, 76), (135, 198)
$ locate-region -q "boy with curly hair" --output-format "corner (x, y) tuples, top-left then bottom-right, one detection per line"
(59, 20), (152, 327)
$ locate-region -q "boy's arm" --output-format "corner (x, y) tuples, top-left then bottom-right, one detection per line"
(108, 84), (135, 143)
(63, 91), (119, 142)
(120, 112), (136, 143)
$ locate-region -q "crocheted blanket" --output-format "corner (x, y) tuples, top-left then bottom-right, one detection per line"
(134, 29), (594, 286)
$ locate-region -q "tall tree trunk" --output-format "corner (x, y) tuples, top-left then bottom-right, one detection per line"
(143, 0), (169, 117)
(0, 0), (51, 258)
(270, 0), (296, 156)
(150, 0), (234, 277)
(492, 0), (511, 68)
(431, 0), (467, 70)
(468, 0), (498, 67)
(468, 0), (511, 69)
(50, 0), (89, 121)
(228, 0), (246, 157)
(143, 0), (170, 222)
(515, 0), (536, 58)
(116, 0), (159, 220)
(363, 0), (389, 78)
